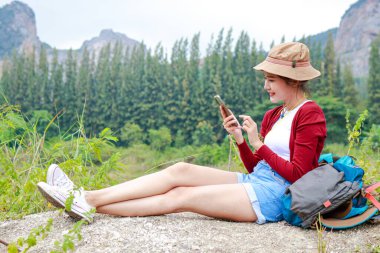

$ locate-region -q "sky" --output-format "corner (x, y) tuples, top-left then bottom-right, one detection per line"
(1, 0), (358, 54)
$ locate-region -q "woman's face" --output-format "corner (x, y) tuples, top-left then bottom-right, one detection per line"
(263, 73), (294, 104)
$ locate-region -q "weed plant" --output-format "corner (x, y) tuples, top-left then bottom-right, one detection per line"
(0, 104), (122, 221)
(1, 104), (379, 252)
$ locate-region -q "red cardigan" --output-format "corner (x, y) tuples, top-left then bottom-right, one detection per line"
(237, 101), (327, 183)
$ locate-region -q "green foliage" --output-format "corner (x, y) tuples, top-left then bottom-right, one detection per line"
(7, 218), (53, 253)
(174, 130), (186, 148)
(316, 214), (327, 253)
(120, 122), (144, 146)
(342, 64), (358, 107)
(0, 101), (378, 252)
(369, 244), (380, 253)
(0, 30), (371, 145)
(314, 96), (347, 143)
(346, 109), (368, 155)
(324, 109), (379, 184)
(0, 32), (378, 253)
(0, 104), (122, 221)
(148, 127), (172, 151)
(51, 219), (87, 253)
(367, 38), (380, 125)
(192, 144), (228, 166)
(322, 32), (336, 97)
(192, 121), (216, 146)
(343, 109), (379, 183)
(354, 123), (380, 183)
(366, 124), (380, 150)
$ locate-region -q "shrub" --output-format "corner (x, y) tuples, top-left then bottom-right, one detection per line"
(192, 121), (216, 146)
(148, 127), (172, 151)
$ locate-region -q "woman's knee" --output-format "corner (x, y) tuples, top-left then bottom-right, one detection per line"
(165, 162), (193, 179)
(163, 186), (190, 212)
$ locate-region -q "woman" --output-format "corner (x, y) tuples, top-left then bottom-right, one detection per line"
(37, 42), (327, 224)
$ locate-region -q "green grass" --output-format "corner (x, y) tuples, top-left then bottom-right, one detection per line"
(1, 104), (379, 252)
(1, 105), (379, 221)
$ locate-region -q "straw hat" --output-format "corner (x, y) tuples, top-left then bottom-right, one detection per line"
(254, 42), (321, 81)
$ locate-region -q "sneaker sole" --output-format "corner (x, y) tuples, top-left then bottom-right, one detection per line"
(37, 183), (92, 222)
(37, 183), (65, 209)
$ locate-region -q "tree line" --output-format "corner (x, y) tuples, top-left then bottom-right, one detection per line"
(0, 29), (379, 146)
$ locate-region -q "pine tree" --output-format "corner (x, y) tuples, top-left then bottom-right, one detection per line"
(63, 49), (78, 130)
(94, 44), (111, 132)
(367, 38), (380, 124)
(309, 41), (324, 95)
(183, 33), (201, 143)
(50, 49), (64, 120)
(334, 59), (343, 98)
(117, 46), (131, 135)
(109, 42), (124, 130)
(142, 44), (169, 131)
(125, 43), (146, 131)
(199, 30), (224, 142)
(221, 28), (234, 99)
(256, 43), (267, 101)
(37, 46), (49, 110)
(232, 31), (251, 114)
(342, 64), (358, 107)
(249, 40), (262, 103)
(24, 48), (36, 112)
(323, 32), (336, 96)
(76, 47), (93, 130)
(0, 59), (11, 104)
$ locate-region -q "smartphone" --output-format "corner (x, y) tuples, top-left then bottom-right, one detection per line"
(214, 95), (238, 127)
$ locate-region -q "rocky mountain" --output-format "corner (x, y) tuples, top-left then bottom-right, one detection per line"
(81, 29), (139, 52)
(48, 29), (140, 64)
(306, 28), (338, 49)
(307, 0), (380, 77)
(0, 1), (40, 58)
(0, 1), (140, 65)
(334, 0), (380, 77)
(0, 0), (379, 77)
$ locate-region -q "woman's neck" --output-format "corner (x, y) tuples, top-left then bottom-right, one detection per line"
(283, 95), (306, 111)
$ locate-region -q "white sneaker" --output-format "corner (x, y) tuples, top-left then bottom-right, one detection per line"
(37, 182), (94, 223)
(47, 164), (75, 191)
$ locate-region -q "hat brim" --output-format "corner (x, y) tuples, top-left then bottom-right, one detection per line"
(320, 207), (378, 230)
(254, 61), (321, 81)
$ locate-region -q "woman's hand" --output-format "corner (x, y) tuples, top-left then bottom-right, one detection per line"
(220, 106), (244, 144)
(239, 115), (263, 150)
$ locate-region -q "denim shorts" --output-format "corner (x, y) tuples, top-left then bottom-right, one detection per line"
(237, 161), (290, 224)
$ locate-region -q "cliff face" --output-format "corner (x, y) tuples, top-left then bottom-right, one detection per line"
(0, 1), (40, 58)
(0, 0), (379, 77)
(82, 29), (139, 52)
(79, 29), (140, 59)
(334, 0), (380, 77)
(0, 2), (139, 64)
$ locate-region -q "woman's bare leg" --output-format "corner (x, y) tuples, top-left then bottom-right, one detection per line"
(86, 162), (238, 207)
(97, 184), (257, 222)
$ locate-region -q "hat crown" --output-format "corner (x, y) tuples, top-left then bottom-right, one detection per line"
(253, 41), (320, 81)
(268, 42), (310, 63)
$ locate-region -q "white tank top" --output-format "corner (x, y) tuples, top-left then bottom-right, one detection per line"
(264, 100), (311, 161)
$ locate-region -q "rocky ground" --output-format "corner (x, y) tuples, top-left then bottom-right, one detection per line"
(1, 211), (379, 253)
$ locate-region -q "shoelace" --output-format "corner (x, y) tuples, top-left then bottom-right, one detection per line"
(56, 174), (74, 190)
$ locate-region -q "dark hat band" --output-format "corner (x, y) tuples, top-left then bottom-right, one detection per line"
(266, 56), (311, 68)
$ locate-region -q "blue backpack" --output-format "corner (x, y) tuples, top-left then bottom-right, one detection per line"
(281, 154), (380, 229)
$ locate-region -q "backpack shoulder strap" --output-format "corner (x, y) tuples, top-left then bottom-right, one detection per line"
(364, 182), (380, 210)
